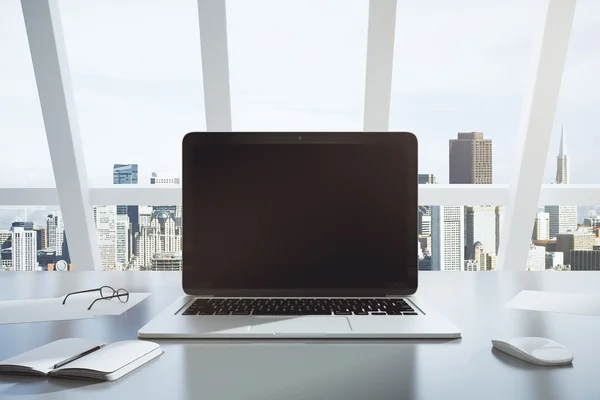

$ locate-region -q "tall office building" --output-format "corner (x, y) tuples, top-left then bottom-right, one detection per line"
(11, 226), (37, 271)
(432, 206), (464, 271)
(133, 209), (182, 269)
(34, 227), (46, 251)
(570, 250), (600, 271)
(113, 164), (139, 258)
(556, 230), (595, 265)
(465, 206), (497, 260)
(418, 206), (432, 236)
(546, 127), (577, 238)
(449, 132), (493, 184)
(545, 205), (577, 238)
(46, 213), (65, 256)
(526, 244), (546, 271)
(418, 174), (436, 184)
(116, 214), (130, 270)
(532, 212), (550, 241)
(93, 205), (118, 270)
(113, 164), (139, 184)
(151, 172), (180, 185)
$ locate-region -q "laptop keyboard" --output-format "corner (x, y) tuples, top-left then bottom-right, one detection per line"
(181, 298), (418, 316)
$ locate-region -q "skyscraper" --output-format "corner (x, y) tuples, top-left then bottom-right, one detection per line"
(113, 164), (139, 257)
(432, 206), (464, 271)
(113, 164), (138, 184)
(465, 206), (497, 260)
(532, 212), (550, 241)
(418, 206), (432, 236)
(46, 213), (65, 256)
(449, 132), (493, 184)
(526, 244), (546, 271)
(545, 127), (577, 238)
(133, 209), (182, 270)
(11, 226), (37, 271)
(93, 205), (118, 270)
(555, 127), (570, 184)
(34, 227), (46, 250)
(116, 214), (130, 270)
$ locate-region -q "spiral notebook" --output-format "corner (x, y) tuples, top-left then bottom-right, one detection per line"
(0, 338), (162, 381)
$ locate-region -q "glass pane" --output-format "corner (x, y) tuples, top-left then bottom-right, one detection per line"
(528, 204), (600, 271)
(544, 1), (600, 183)
(391, 0), (547, 184)
(59, 0), (206, 186)
(93, 204), (182, 271)
(420, 204), (504, 271)
(0, 207), (69, 271)
(227, 0), (368, 130)
(0, 1), (55, 187)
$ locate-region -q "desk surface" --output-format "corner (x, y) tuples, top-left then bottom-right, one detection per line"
(0, 271), (598, 400)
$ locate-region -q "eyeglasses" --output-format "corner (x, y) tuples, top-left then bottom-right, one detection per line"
(62, 286), (130, 310)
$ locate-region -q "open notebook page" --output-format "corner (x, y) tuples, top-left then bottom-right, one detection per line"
(0, 338), (105, 375)
(51, 341), (160, 375)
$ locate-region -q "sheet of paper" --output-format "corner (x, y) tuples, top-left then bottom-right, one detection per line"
(58, 292), (151, 316)
(0, 298), (92, 325)
(505, 290), (600, 316)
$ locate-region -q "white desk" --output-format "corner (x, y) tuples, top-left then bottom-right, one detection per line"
(0, 271), (598, 399)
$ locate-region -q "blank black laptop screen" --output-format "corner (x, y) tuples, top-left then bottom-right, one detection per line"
(182, 133), (417, 294)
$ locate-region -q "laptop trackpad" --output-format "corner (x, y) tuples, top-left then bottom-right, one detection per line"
(250, 317), (352, 335)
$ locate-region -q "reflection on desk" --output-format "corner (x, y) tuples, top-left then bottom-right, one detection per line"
(0, 271), (599, 400)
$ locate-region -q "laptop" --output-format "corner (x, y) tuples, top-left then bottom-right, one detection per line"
(138, 132), (460, 339)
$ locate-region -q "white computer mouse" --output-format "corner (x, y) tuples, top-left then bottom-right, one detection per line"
(491, 337), (573, 366)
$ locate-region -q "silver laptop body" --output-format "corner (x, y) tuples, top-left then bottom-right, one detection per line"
(138, 132), (460, 339)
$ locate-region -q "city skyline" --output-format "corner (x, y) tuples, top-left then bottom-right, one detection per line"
(1, 127), (599, 271)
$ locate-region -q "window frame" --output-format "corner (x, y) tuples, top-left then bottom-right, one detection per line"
(9, 0), (580, 271)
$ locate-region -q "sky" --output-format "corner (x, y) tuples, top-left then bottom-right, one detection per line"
(1, 0), (600, 189)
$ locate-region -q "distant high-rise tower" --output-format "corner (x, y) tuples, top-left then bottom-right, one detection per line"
(113, 164), (138, 185)
(546, 126), (577, 238)
(432, 206), (464, 271)
(532, 212), (550, 241)
(11, 225), (37, 271)
(418, 174), (436, 184)
(555, 126), (570, 184)
(465, 206), (497, 260)
(449, 132), (492, 184)
(93, 205), (118, 270)
(46, 213), (65, 256)
(113, 164), (139, 256)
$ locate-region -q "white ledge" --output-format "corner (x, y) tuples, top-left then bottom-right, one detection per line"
(0, 184), (599, 206)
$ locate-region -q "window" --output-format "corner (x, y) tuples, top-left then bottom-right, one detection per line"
(8, 0), (591, 272)
(0, 1), (54, 187)
(226, 0), (368, 131)
(58, 0), (206, 186)
(390, 0), (547, 184)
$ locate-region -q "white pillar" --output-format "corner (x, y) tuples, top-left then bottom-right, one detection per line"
(21, 0), (102, 271)
(197, 0), (233, 132)
(363, 0), (397, 132)
(497, 0), (577, 271)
